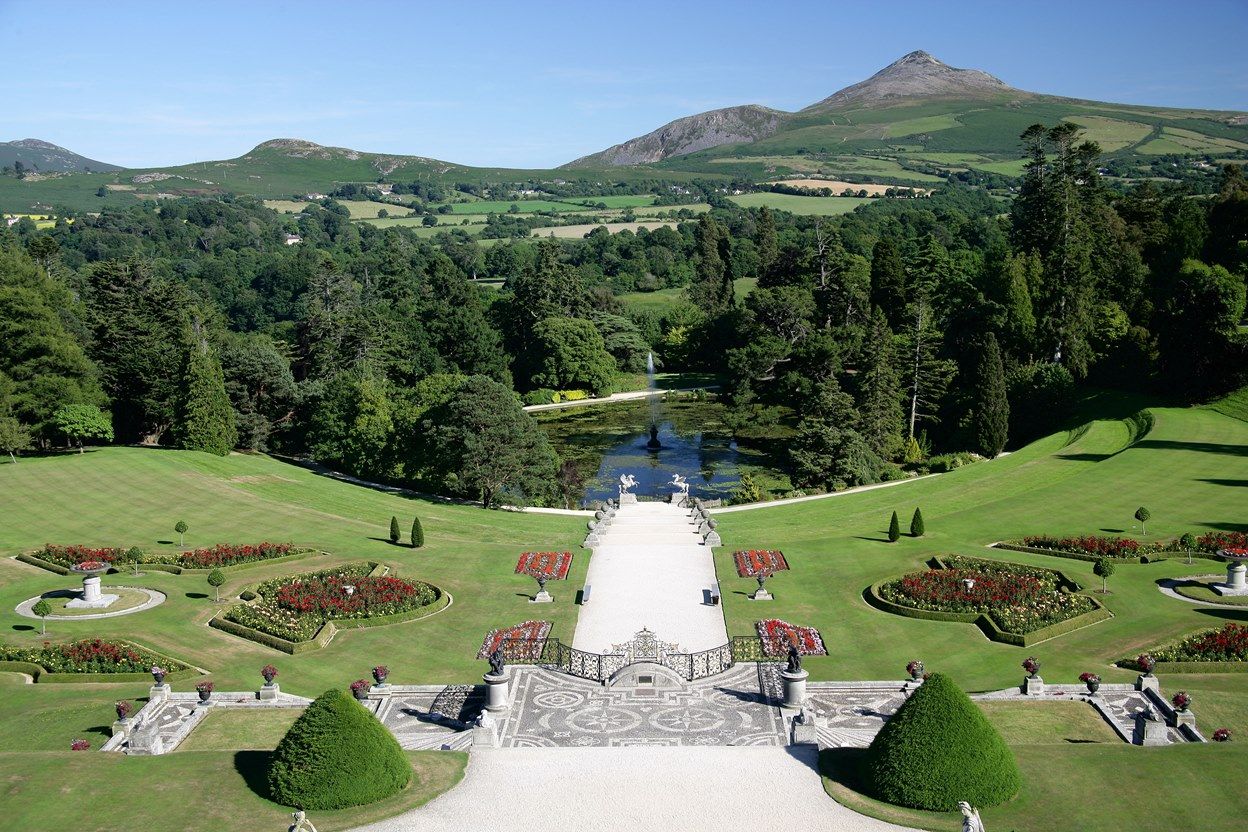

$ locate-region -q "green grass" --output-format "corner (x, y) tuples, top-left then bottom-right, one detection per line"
(36, 585), (154, 615)
(618, 276), (756, 312)
(977, 701), (1118, 744)
(179, 708), (300, 751)
(1171, 579), (1248, 606)
(727, 193), (870, 215)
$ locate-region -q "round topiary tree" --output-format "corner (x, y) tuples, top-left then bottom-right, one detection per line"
(174, 520), (188, 547)
(864, 672), (1021, 810)
(1093, 557), (1116, 593)
(32, 598), (51, 634)
(207, 568), (225, 602)
(1134, 506), (1151, 535)
(267, 687), (411, 810)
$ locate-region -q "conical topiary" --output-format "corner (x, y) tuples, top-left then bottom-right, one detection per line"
(267, 687), (411, 810)
(910, 507), (925, 537)
(887, 511), (900, 542)
(411, 516), (424, 548)
(389, 516), (400, 544)
(864, 672), (1021, 810)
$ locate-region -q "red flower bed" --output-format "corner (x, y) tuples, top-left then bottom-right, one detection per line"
(1222, 547), (1248, 559)
(178, 542), (294, 568)
(733, 550), (789, 578)
(1154, 622), (1248, 663)
(1021, 535), (1142, 558)
(275, 574), (419, 617)
(37, 545), (125, 564)
(73, 561), (109, 571)
(515, 551), (573, 581)
(1198, 531), (1248, 552)
(895, 569), (1047, 608)
(34, 542), (295, 569)
(756, 619), (827, 657)
(477, 620), (552, 660)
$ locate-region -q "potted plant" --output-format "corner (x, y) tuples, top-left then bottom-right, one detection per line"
(261, 664), (278, 686)
(195, 681), (215, 703)
(70, 739), (90, 751)
(1021, 656), (1040, 679)
(1137, 653), (1156, 676)
(1213, 728), (1231, 742)
(906, 660), (924, 681)
(1172, 690), (1191, 712)
(350, 679), (370, 700)
(1079, 672), (1101, 694)
(150, 665), (166, 686)
(372, 665), (389, 686)
(115, 700), (132, 721)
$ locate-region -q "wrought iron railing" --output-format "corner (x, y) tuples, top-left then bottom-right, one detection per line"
(498, 634), (768, 682)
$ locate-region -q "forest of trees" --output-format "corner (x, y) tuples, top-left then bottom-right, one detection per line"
(1, 123), (1244, 505)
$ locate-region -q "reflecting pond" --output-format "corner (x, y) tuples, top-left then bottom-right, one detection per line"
(534, 395), (793, 505)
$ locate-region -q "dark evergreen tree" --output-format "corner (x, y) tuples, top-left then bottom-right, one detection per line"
(174, 334), (238, 456)
(755, 205), (778, 282)
(388, 516), (400, 544)
(910, 507), (925, 537)
(869, 238), (907, 328)
(790, 376), (882, 491)
(410, 516), (424, 548)
(856, 308), (904, 459)
(888, 510), (901, 543)
(971, 332), (1009, 458)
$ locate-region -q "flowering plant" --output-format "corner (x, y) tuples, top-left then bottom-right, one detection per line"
(1150, 624), (1248, 663)
(349, 679), (370, 697)
(1021, 535), (1143, 558)
(1172, 690), (1191, 711)
(1137, 653), (1157, 674)
(1221, 547), (1248, 560)
(477, 620), (552, 661)
(755, 619), (827, 657)
(115, 700), (132, 720)
(73, 561), (109, 571)
(1022, 657), (1040, 677)
(196, 680), (215, 694)
(35, 542), (299, 570)
(1213, 728), (1231, 742)
(1078, 672), (1101, 684)
(0, 639), (184, 675)
(515, 551), (573, 581)
(733, 550), (790, 578)
(70, 739), (90, 751)
(261, 664), (278, 683)
(906, 660), (924, 679)
(372, 665), (389, 683)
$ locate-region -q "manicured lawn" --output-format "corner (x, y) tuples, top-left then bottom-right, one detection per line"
(978, 701), (1117, 744)
(178, 708), (301, 751)
(0, 748), (465, 832)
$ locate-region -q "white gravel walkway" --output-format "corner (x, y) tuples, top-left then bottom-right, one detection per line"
(350, 746), (919, 832)
(572, 501), (727, 654)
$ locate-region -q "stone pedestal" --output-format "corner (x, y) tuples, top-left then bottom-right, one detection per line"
(471, 710), (500, 747)
(703, 531), (721, 547)
(1214, 562), (1248, 596)
(749, 587), (773, 601)
(110, 719), (130, 738)
(619, 492), (637, 505)
(1136, 674), (1160, 693)
(531, 589), (553, 603)
(258, 682), (280, 701)
(1134, 711), (1170, 746)
(128, 726), (166, 755)
(583, 533), (599, 549)
(1023, 675), (1045, 696)
(1173, 709), (1197, 729)
(791, 707), (818, 745)
(65, 575), (119, 609)
(149, 683), (172, 703)
(780, 668), (809, 710)
(484, 671), (511, 712)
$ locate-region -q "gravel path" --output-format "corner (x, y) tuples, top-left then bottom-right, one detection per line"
(349, 746), (920, 832)
(1155, 577), (1234, 606)
(15, 587), (166, 620)
(522, 386), (718, 413)
(573, 502), (727, 653)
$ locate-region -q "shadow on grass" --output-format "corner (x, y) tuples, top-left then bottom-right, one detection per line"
(852, 535), (893, 543)
(85, 724), (113, 741)
(1195, 607), (1248, 622)
(1099, 527), (1126, 533)
(1134, 439), (1248, 457)
(156, 539), (175, 545)
(1197, 478), (1248, 488)
(234, 750), (275, 801)
(185, 592), (209, 600)
(10, 624), (34, 632)
(1198, 521), (1248, 532)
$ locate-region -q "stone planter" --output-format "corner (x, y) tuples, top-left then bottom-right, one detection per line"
(196, 688), (213, 704)
(1086, 681), (1100, 695)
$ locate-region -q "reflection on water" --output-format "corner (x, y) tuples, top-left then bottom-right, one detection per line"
(581, 419), (745, 504)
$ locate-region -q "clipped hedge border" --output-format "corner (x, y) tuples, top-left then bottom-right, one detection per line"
(992, 542), (1222, 565)
(14, 548), (320, 576)
(1113, 659), (1248, 674)
(0, 637), (202, 683)
(865, 559), (1112, 647)
(209, 562), (448, 654)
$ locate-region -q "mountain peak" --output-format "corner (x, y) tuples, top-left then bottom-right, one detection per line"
(804, 50), (1018, 111)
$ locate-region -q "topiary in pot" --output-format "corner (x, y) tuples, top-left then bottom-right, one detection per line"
(267, 687), (411, 810)
(864, 672), (1021, 811)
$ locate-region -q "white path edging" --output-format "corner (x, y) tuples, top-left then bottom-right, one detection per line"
(15, 587), (166, 620)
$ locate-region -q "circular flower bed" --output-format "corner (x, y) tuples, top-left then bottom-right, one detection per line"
(734, 549), (789, 578)
(514, 552), (573, 581)
(224, 564), (438, 642)
(877, 555), (1095, 635)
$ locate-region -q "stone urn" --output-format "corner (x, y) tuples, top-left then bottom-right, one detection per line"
(1080, 673), (1100, 694)
(906, 660), (924, 681)
(261, 665), (278, 686)
(1219, 548), (1248, 594)
(195, 682), (214, 703)
(372, 665), (389, 687)
(151, 666), (166, 686)
(351, 680), (370, 700)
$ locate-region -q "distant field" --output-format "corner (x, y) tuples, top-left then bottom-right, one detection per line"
(564, 195), (658, 209)
(264, 199), (411, 219)
(531, 220), (676, 238)
(619, 277), (756, 311)
(449, 199), (580, 215)
(763, 179), (927, 195)
(1061, 115), (1153, 152)
(357, 214), (489, 229)
(728, 193), (870, 215)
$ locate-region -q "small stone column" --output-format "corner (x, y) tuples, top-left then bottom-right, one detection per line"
(780, 667), (809, 710)
(82, 575), (103, 603)
(149, 683), (172, 703)
(1134, 710), (1170, 746)
(1023, 675), (1045, 696)
(471, 709), (500, 747)
(1136, 674), (1160, 693)
(1226, 562), (1247, 593)
(258, 681), (280, 701)
(110, 719), (130, 738)
(703, 531), (721, 547)
(1173, 709), (1197, 730)
(483, 670), (511, 712)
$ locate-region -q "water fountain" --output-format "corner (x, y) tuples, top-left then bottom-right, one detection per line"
(645, 352), (663, 450)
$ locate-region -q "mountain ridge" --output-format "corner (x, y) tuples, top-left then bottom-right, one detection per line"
(0, 138), (122, 173)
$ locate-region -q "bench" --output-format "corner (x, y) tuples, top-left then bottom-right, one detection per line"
(581, 585), (592, 605)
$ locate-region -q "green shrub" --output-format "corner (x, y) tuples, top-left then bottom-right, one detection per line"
(207, 568), (226, 601)
(267, 687), (411, 809)
(521, 388), (558, 406)
(411, 516), (424, 548)
(910, 507), (925, 537)
(864, 672), (1021, 810)
(888, 511), (900, 543)
(389, 516), (400, 544)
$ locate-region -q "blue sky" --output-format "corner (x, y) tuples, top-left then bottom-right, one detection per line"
(3, 0), (1246, 169)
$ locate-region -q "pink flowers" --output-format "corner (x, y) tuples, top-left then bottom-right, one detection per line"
(1137, 653), (1157, 674)
(477, 621), (552, 660)
(1152, 624), (1248, 663)
(73, 560), (109, 571)
(372, 665), (389, 684)
(906, 660), (924, 680)
(734, 550), (789, 578)
(755, 619), (827, 657)
(115, 700), (132, 720)
(179, 542), (293, 568)
(1022, 657), (1040, 677)
(70, 739), (90, 751)
(1078, 672), (1100, 684)
(261, 664), (278, 683)
(274, 574), (418, 616)
(1172, 691), (1191, 711)
(350, 679), (370, 698)
(515, 552), (573, 581)
(1021, 535), (1141, 558)
(1213, 728), (1232, 742)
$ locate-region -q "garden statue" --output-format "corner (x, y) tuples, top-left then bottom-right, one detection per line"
(958, 802), (985, 832)
(619, 473), (637, 495)
(786, 643), (802, 673)
(671, 473), (689, 496)
(647, 424), (662, 450)
(488, 647), (506, 677)
(289, 810), (318, 832)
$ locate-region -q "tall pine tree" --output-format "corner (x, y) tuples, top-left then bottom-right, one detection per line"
(971, 332), (1009, 458)
(856, 308), (904, 459)
(869, 238), (907, 328)
(175, 332), (238, 456)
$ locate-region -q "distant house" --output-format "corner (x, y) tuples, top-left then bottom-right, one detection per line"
(4, 216), (19, 227)
(283, 233), (302, 245)
(376, 183), (394, 195)
(304, 193), (327, 200)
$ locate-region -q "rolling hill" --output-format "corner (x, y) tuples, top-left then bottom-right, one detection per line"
(0, 138), (121, 173)
(568, 51), (1248, 184)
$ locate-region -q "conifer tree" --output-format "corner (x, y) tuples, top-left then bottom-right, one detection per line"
(388, 516), (400, 544)
(857, 308), (904, 459)
(869, 238), (906, 329)
(756, 205), (778, 282)
(175, 335), (237, 456)
(888, 511), (901, 542)
(411, 516), (424, 548)
(910, 507), (925, 537)
(971, 333), (1009, 458)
